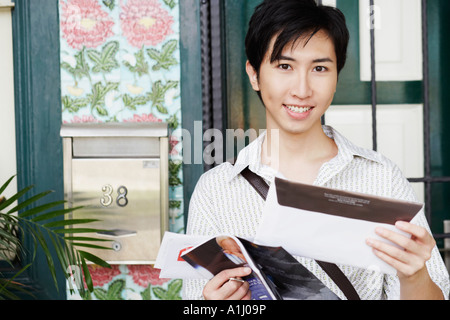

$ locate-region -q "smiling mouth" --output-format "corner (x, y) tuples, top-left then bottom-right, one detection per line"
(284, 104), (313, 113)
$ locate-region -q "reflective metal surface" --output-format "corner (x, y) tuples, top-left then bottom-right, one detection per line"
(71, 158), (161, 263)
(61, 123), (169, 264)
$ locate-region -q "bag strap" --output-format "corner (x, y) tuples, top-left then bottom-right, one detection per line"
(240, 166), (361, 300)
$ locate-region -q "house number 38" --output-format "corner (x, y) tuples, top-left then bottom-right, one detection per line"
(101, 184), (128, 207)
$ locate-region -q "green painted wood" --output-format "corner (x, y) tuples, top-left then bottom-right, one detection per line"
(224, 0), (265, 132)
(333, 0), (423, 105)
(427, 0), (450, 245)
(180, 0), (204, 228)
(12, 0), (65, 299)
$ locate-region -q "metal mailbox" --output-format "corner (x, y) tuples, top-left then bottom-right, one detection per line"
(60, 122), (169, 264)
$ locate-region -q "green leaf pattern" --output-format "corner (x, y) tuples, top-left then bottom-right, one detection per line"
(61, 0), (185, 300)
(62, 39), (179, 119)
(80, 278), (183, 300)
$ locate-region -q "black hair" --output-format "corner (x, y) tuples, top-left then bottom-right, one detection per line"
(245, 0), (350, 75)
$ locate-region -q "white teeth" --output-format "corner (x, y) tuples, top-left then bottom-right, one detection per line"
(285, 105), (312, 113)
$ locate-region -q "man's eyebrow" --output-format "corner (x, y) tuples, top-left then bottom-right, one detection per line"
(277, 55), (296, 61)
(312, 57), (334, 63)
(277, 56), (334, 63)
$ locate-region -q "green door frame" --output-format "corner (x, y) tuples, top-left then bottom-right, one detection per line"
(180, 0), (204, 228)
(11, 0), (65, 299)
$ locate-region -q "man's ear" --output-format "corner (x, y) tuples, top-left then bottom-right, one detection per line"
(245, 60), (260, 92)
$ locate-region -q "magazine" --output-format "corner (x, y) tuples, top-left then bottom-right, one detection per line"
(180, 235), (340, 300)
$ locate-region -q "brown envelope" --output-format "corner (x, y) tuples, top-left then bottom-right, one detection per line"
(275, 177), (423, 225)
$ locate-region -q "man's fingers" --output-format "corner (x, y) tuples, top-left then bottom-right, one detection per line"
(209, 267), (252, 287)
(203, 267), (252, 300)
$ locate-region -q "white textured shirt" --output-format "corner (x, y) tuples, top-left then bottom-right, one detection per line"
(183, 125), (450, 300)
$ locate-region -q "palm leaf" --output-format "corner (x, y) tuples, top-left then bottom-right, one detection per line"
(7, 190), (53, 214)
(0, 185), (34, 211)
(0, 176), (113, 299)
(11, 199), (65, 218)
(0, 263), (33, 300)
(0, 175), (15, 195)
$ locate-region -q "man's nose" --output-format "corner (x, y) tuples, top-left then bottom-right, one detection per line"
(289, 73), (312, 99)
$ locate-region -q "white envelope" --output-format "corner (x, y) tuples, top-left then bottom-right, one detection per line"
(154, 232), (210, 279)
(254, 177), (423, 275)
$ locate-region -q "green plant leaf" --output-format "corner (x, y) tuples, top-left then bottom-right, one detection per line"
(0, 175), (112, 298)
(105, 279), (125, 300)
(167, 114), (179, 130)
(93, 279), (124, 300)
(62, 96), (90, 113)
(53, 228), (109, 234)
(43, 218), (99, 229)
(147, 40), (178, 71)
(26, 205), (80, 222)
(166, 279), (182, 300)
(87, 41), (120, 74)
(15, 200), (65, 219)
(93, 288), (108, 300)
(87, 81), (119, 116)
(0, 175), (15, 195)
(0, 185), (34, 212)
(163, 0), (176, 9)
(122, 93), (149, 110)
(141, 283), (152, 300)
(146, 80), (178, 114)
(152, 286), (167, 300)
(64, 236), (112, 242)
(7, 190), (54, 214)
(81, 257), (93, 292)
(123, 48), (149, 76)
(79, 250), (110, 268)
(102, 0), (115, 10)
(61, 49), (90, 82)
(0, 263), (33, 300)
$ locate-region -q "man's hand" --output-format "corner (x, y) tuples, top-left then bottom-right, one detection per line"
(203, 267), (252, 300)
(366, 221), (443, 299)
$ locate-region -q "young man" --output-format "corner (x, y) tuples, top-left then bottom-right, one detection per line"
(183, 0), (450, 300)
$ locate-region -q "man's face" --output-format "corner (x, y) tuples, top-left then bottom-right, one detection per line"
(246, 30), (338, 137)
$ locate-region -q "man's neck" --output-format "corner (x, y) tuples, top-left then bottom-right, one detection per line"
(261, 125), (338, 183)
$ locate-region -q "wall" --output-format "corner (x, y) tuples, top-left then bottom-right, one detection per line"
(0, 3), (17, 204)
(59, 0), (184, 300)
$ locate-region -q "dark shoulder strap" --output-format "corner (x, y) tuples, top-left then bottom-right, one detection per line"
(240, 166), (361, 300)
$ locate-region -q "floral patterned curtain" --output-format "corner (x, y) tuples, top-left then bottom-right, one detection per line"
(60, 0), (184, 300)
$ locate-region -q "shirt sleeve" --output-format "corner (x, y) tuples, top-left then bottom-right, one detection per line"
(182, 173), (220, 300)
(383, 164), (450, 300)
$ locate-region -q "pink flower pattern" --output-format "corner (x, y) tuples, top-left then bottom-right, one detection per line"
(120, 0), (174, 48)
(60, 0), (114, 50)
(87, 265), (121, 287)
(169, 135), (179, 156)
(128, 265), (170, 287)
(61, 1), (181, 298)
(123, 113), (163, 122)
(64, 115), (103, 123)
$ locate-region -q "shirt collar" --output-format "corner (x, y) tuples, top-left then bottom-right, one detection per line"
(323, 125), (384, 165)
(228, 125), (385, 182)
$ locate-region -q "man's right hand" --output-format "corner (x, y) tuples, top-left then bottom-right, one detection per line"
(202, 267), (252, 300)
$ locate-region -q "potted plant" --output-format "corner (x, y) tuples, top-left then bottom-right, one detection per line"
(0, 175), (111, 299)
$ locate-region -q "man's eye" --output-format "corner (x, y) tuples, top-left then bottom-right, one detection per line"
(314, 66), (327, 72)
(278, 64), (291, 70)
